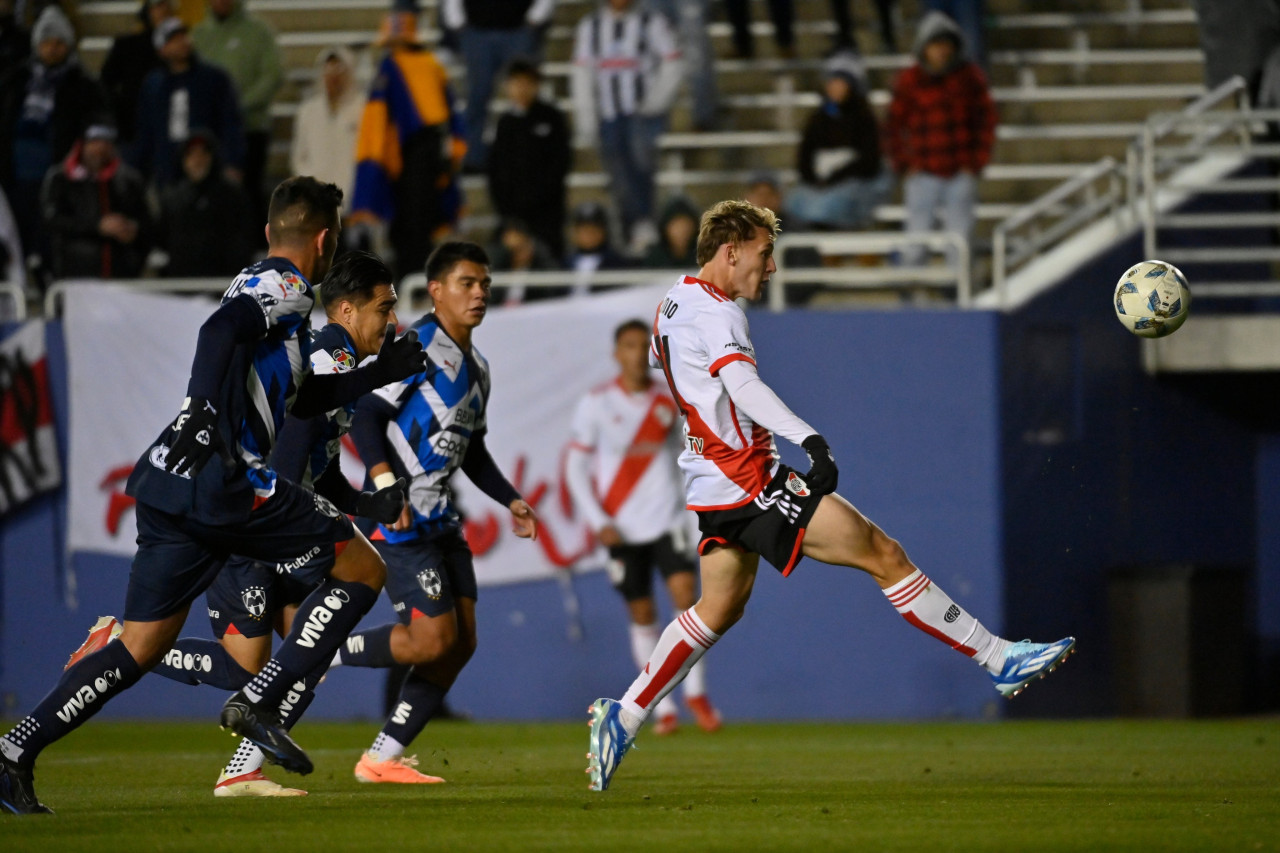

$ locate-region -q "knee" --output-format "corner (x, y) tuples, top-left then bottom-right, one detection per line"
(401, 623), (458, 665)
(869, 533), (913, 583)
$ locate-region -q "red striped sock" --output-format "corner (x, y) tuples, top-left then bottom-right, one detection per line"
(883, 569), (1007, 670)
(620, 609), (720, 729)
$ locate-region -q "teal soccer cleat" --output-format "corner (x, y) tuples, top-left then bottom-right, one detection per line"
(585, 699), (634, 792)
(991, 637), (1076, 698)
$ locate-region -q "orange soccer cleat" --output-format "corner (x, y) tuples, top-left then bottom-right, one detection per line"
(354, 753), (446, 784)
(685, 695), (722, 733)
(64, 616), (122, 670)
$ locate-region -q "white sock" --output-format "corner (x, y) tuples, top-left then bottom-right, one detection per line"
(330, 649), (343, 668)
(630, 621), (678, 718)
(222, 739), (265, 779)
(674, 610), (707, 699)
(619, 608), (720, 736)
(883, 569), (1010, 672)
(369, 732), (406, 762)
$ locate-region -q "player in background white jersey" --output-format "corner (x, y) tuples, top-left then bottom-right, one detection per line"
(566, 320), (722, 736)
(585, 200), (1076, 791)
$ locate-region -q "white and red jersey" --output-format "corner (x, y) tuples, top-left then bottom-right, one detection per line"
(566, 377), (688, 544)
(649, 275), (780, 510)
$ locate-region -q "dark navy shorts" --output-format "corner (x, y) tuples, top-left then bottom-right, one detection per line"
(377, 526), (476, 622)
(124, 478), (355, 623)
(205, 555), (316, 639)
(607, 532), (696, 602)
(696, 465), (824, 577)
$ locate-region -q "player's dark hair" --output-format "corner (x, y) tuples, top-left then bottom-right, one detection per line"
(267, 176), (343, 247)
(505, 57), (540, 81)
(318, 250), (393, 312)
(614, 318), (649, 343)
(426, 241), (490, 283)
(696, 199), (781, 266)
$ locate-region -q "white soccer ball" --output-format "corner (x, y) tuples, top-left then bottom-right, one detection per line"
(1113, 259), (1190, 338)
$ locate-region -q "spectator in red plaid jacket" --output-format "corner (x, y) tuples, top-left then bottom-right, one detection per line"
(884, 11), (995, 266)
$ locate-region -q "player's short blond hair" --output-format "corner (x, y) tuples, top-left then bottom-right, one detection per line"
(696, 200), (781, 266)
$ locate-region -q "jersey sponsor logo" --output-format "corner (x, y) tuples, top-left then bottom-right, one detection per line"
(723, 341), (755, 357)
(434, 433), (466, 456)
(296, 587), (351, 648)
(686, 435), (704, 455)
(56, 668), (121, 723)
(241, 586), (267, 620)
(277, 545), (322, 574)
(453, 408), (475, 428)
(162, 648), (213, 675)
(416, 567), (443, 600)
(207, 607), (221, 619)
(785, 472), (810, 497)
(332, 349), (355, 370)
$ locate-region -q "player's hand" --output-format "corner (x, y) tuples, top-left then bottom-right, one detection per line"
(597, 525), (622, 548)
(165, 396), (221, 477)
(510, 499), (538, 540)
(356, 476), (407, 525)
(370, 325), (427, 385)
(386, 501), (414, 532)
(801, 434), (838, 496)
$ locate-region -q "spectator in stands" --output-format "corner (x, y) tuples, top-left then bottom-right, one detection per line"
(571, 0), (681, 256)
(134, 18), (244, 188)
(441, 0), (554, 174)
(0, 0), (30, 82)
(351, 10), (465, 278)
(919, 0), (984, 69)
(724, 0), (860, 59)
(100, 0), (175, 151)
(192, 0), (282, 222)
(40, 121), (150, 280)
(488, 217), (560, 304)
(487, 58), (570, 259)
(290, 45), (363, 212)
(885, 11), (995, 266)
(648, 0), (717, 131)
(743, 171), (784, 217)
(787, 50), (890, 232)
(565, 200), (630, 297)
(643, 195), (699, 268)
(0, 5), (107, 280)
(156, 129), (252, 277)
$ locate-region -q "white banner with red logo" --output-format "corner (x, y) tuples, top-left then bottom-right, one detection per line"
(64, 281), (673, 586)
(0, 321), (61, 514)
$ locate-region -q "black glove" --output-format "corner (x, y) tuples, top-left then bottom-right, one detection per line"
(165, 396), (221, 477)
(355, 476), (407, 524)
(370, 324), (426, 385)
(801, 434), (838, 496)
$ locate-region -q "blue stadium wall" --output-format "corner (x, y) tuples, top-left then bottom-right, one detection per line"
(2, 292), (1274, 723)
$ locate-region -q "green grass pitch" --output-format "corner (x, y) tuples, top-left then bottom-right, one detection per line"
(3, 718), (1279, 851)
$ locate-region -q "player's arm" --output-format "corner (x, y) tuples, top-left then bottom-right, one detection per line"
(312, 459), (407, 525)
(461, 429), (537, 540)
(718, 359), (838, 495)
(291, 325), (426, 419)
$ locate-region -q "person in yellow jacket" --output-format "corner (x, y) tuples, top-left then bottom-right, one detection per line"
(351, 12), (466, 278)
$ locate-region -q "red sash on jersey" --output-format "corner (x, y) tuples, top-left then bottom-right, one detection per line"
(599, 393), (676, 516)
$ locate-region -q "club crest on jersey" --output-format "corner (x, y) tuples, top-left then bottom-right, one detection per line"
(332, 348), (354, 369)
(314, 493), (343, 519)
(241, 586), (267, 619)
(417, 568), (443, 600)
(785, 472), (810, 497)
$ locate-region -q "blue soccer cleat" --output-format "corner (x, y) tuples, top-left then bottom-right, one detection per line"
(585, 698), (634, 792)
(991, 637), (1076, 698)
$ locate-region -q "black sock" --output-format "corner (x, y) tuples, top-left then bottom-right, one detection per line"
(379, 670), (449, 748)
(337, 623), (397, 668)
(241, 577), (377, 707)
(0, 641), (142, 769)
(150, 637), (253, 690)
(275, 664), (327, 730)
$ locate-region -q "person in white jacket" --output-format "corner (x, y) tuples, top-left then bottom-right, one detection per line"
(571, 0), (681, 256)
(289, 46), (363, 216)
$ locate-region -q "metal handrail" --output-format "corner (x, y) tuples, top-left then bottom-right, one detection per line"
(1, 282), (25, 321)
(767, 232), (971, 311)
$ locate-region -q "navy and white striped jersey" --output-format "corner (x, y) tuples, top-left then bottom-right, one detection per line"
(271, 322), (358, 489)
(572, 5), (679, 121)
(368, 313), (490, 542)
(128, 257), (316, 523)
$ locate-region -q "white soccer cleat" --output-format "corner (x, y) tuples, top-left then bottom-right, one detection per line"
(213, 768), (307, 797)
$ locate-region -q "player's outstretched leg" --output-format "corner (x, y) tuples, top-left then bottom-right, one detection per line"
(220, 536), (384, 774)
(627, 620), (680, 735)
(803, 493), (1076, 698)
(216, 666), (323, 797)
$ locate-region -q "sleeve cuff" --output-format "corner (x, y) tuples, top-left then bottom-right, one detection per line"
(709, 352), (755, 377)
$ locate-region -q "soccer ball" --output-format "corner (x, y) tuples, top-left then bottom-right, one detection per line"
(1113, 260), (1190, 338)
